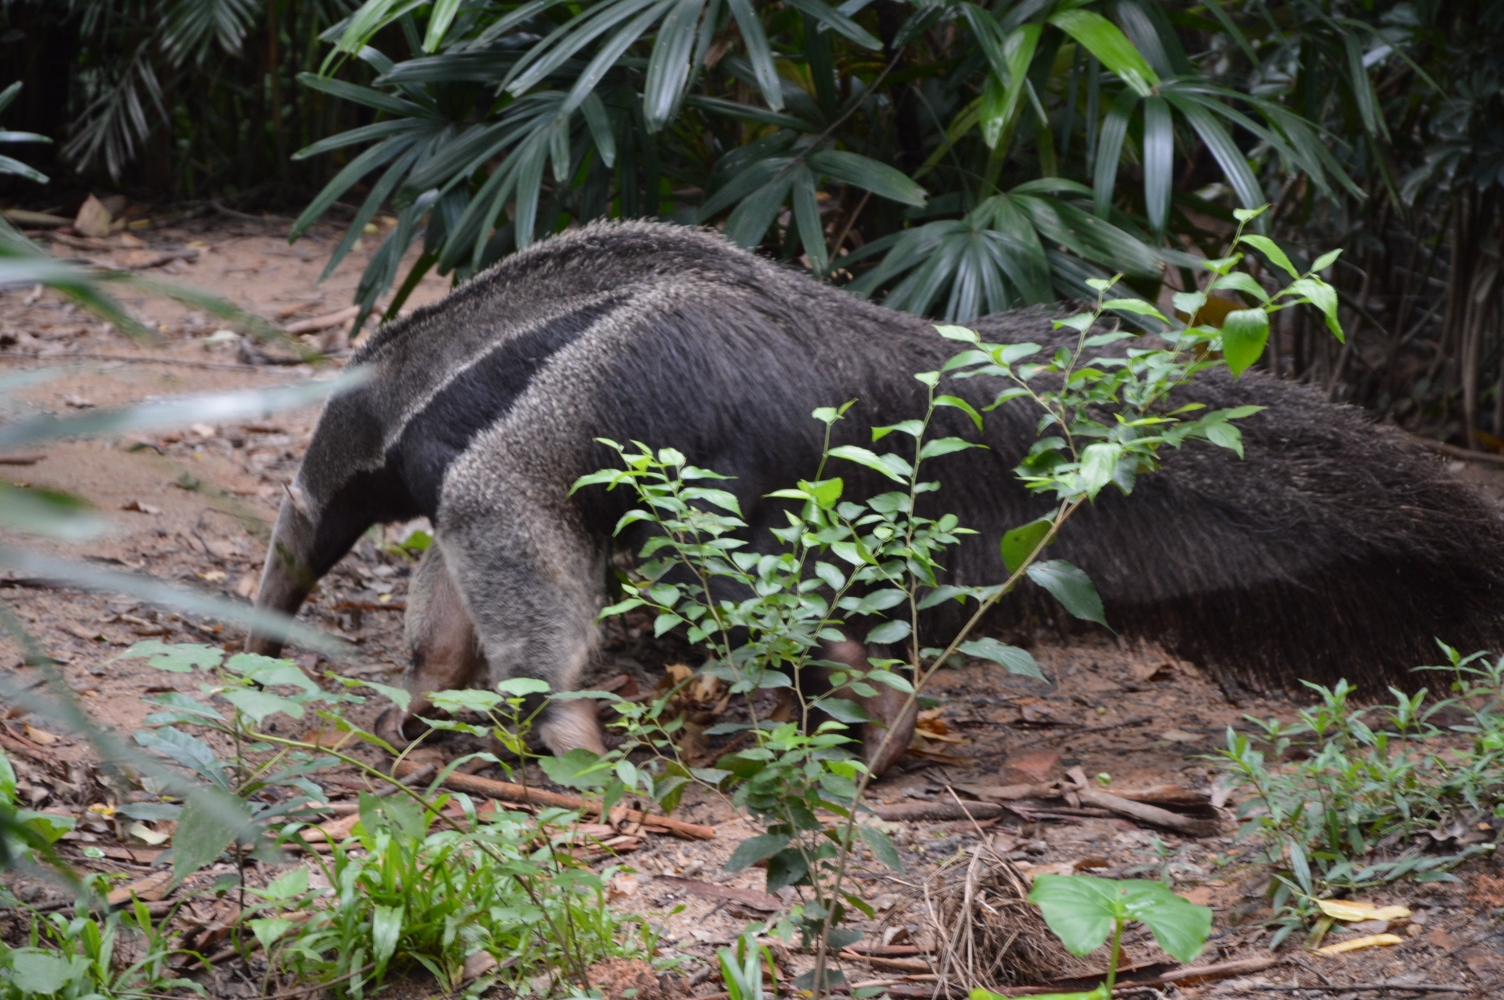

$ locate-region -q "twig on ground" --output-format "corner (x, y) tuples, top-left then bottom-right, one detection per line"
(1073, 787), (1221, 837)
(869, 800), (1005, 822)
(283, 305), (358, 335)
(1010, 715), (1153, 748)
(391, 758), (716, 839)
(210, 200), (293, 225)
(0, 352), (271, 371)
(1248, 986), (1468, 994)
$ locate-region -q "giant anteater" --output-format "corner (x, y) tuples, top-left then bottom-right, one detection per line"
(248, 220), (1504, 765)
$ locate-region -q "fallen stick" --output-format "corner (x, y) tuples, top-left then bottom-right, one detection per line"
(392, 759), (716, 840)
(1249, 986), (1467, 994)
(843, 945), (930, 958)
(1074, 787), (1222, 837)
(284, 305), (359, 335)
(1156, 956), (1280, 984)
(0, 454), (43, 465)
(0, 352), (270, 371)
(868, 800), (1005, 822)
(838, 951), (932, 973)
(954, 782), (1060, 801)
(1010, 715), (1153, 748)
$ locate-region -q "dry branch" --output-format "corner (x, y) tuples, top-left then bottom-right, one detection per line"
(1073, 787), (1222, 836)
(869, 800), (1006, 822)
(284, 305), (359, 335)
(392, 759), (716, 839)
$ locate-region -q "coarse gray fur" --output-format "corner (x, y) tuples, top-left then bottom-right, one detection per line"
(250, 219), (1504, 721)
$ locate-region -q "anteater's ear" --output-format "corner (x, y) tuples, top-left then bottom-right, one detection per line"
(283, 482), (313, 519)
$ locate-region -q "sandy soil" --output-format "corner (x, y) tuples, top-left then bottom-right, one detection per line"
(0, 215), (1502, 998)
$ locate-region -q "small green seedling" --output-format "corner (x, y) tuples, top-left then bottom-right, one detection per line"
(972, 875), (1211, 1000)
(717, 930), (776, 1000)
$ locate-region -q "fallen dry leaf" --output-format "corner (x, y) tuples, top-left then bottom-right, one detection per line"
(1159, 728), (1203, 743)
(1316, 900), (1412, 923)
(107, 869), (172, 906)
(299, 813), (360, 844)
(461, 950), (500, 983)
(128, 821), (171, 846)
(121, 500), (162, 515)
(608, 873), (639, 900)
(23, 726), (59, 746)
(1129, 660), (1174, 682)
(1017, 862), (1075, 881)
(1315, 933), (1405, 956)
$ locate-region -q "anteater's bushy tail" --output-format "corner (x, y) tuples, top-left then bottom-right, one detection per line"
(969, 314), (1504, 697)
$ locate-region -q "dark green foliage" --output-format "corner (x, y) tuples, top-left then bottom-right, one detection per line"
(289, 0), (1364, 326)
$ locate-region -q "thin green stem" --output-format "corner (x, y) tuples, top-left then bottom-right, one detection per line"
(1104, 917), (1125, 995)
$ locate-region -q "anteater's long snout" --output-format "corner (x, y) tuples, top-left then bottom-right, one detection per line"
(246, 492), (319, 656)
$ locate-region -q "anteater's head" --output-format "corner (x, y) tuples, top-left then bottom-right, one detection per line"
(246, 373), (417, 656)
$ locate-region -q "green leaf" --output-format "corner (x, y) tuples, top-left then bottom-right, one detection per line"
(423, 0), (463, 51)
(1027, 874), (1119, 955)
(1238, 235), (1298, 278)
(1287, 277), (1345, 343)
(1027, 560), (1109, 629)
(496, 677), (552, 697)
(362, 680), (412, 712)
(1027, 875), (1210, 965)
(7, 951), (72, 994)
(1000, 516), (1052, 575)
(1101, 298), (1166, 319)
(857, 824), (904, 872)
(783, 0), (881, 49)
(866, 619), (912, 645)
(371, 903), (404, 975)
(1311, 249), (1342, 273)
(935, 394), (984, 432)
(0, 750), (14, 801)
(249, 917), (297, 954)
(1220, 308), (1270, 377)
(118, 641), (223, 673)
(919, 436), (978, 460)
(256, 866), (309, 901)
(1141, 96), (1173, 234)
(174, 787), (250, 884)
(828, 445), (913, 483)
(538, 748), (612, 790)
(1207, 272), (1268, 303)
(809, 150), (927, 207)
(1117, 881), (1212, 962)
(866, 669), (914, 693)
(819, 697), (872, 723)
(1049, 9), (1160, 96)
(725, 0), (783, 110)
(220, 687), (304, 725)
(1204, 422), (1244, 458)
(725, 832), (790, 871)
(1079, 443), (1123, 499)
(17, 808), (74, 845)
(430, 688), (503, 713)
(958, 638), (1043, 680)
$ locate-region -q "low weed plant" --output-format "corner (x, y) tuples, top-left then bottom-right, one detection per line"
(973, 874), (1211, 1000)
(1214, 643), (1504, 945)
(1, 643), (665, 998)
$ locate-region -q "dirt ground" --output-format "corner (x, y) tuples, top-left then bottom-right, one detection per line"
(1, 213), (1502, 998)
